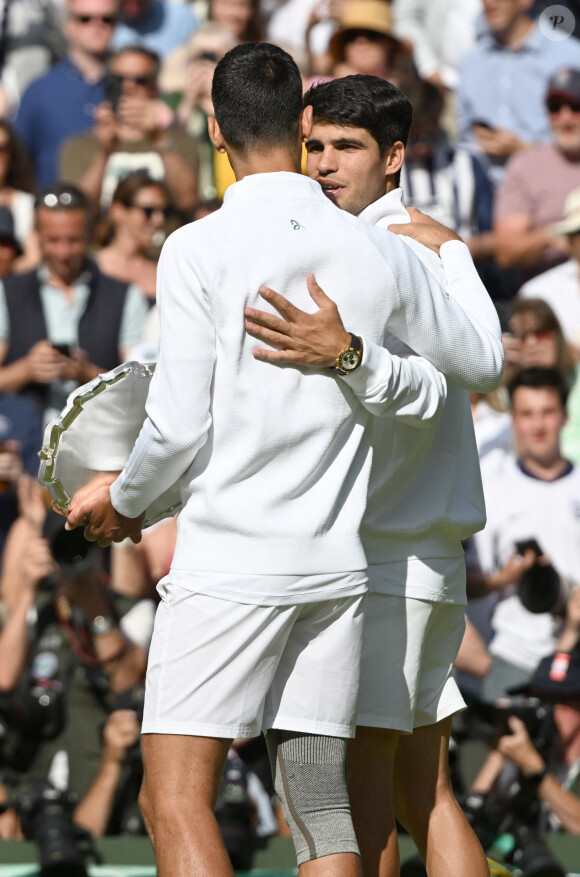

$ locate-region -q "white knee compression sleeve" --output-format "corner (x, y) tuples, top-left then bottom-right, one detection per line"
(265, 729), (359, 865)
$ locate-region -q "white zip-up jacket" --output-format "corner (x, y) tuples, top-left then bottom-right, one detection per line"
(352, 189), (502, 602)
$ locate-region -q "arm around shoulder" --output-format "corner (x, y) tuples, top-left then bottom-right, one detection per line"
(385, 236), (503, 393)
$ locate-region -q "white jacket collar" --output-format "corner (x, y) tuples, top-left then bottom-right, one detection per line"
(357, 188), (411, 228)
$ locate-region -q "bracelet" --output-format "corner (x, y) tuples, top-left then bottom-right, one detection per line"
(523, 767), (548, 790)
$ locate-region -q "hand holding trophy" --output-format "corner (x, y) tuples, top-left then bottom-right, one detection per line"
(38, 362), (181, 545)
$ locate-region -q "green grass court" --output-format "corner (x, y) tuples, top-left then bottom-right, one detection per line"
(1, 835), (580, 876)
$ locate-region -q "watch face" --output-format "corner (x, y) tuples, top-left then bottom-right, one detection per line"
(92, 614), (114, 635)
(339, 349), (361, 371)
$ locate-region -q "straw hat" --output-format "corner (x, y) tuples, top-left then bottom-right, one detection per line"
(329, 0), (403, 63)
(549, 186), (580, 237)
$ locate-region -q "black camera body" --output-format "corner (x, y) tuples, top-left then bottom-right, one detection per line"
(462, 697), (564, 877)
(514, 538), (568, 615)
(1, 780), (100, 877)
(104, 71), (122, 114)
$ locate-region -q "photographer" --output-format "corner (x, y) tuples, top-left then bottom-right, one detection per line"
(0, 709), (140, 841)
(60, 45), (199, 211)
(468, 367), (580, 699)
(470, 643), (580, 839)
(0, 483), (150, 807)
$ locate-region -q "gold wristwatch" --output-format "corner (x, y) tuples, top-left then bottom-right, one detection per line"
(333, 334), (363, 376)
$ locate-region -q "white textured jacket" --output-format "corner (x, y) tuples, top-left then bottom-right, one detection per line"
(110, 174), (500, 598)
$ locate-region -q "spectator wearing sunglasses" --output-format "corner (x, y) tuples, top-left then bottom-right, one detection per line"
(60, 45), (199, 212)
(493, 68), (580, 281)
(15, 0), (120, 190)
(96, 171), (171, 300)
(501, 298), (580, 464)
(0, 184), (148, 422)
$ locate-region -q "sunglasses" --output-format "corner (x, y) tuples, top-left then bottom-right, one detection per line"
(130, 204), (170, 219)
(514, 327), (554, 342)
(111, 72), (155, 87)
(343, 28), (386, 43)
(191, 50), (219, 63)
(37, 190), (87, 209)
(547, 97), (580, 114)
(71, 13), (116, 24)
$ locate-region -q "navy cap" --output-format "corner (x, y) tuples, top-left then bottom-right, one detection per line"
(509, 650), (580, 699)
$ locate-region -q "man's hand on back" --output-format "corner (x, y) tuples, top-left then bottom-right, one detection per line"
(244, 273), (350, 367)
(389, 207), (462, 254)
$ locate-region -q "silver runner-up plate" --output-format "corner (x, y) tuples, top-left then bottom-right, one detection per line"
(38, 361), (182, 528)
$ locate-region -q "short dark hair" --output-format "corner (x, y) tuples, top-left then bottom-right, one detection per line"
(508, 367), (569, 410)
(111, 44), (161, 80)
(303, 75), (413, 155)
(211, 43), (303, 154)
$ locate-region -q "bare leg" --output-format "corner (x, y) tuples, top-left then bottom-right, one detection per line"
(300, 852), (362, 876)
(347, 725), (400, 877)
(139, 733), (234, 877)
(394, 717), (488, 877)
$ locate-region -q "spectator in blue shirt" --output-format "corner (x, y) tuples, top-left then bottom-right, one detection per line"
(457, 0), (580, 183)
(112, 0), (198, 59)
(15, 0), (119, 189)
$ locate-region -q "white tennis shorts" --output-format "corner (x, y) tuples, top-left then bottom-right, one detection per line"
(141, 582), (365, 739)
(357, 589), (466, 733)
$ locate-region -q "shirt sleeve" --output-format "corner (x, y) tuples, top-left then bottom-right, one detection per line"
(118, 284), (150, 353)
(438, 239), (502, 337)
(456, 59), (474, 143)
(339, 339), (447, 426)
(494, 154), (533, 219)
(370, 234), (504, 394)
(110, 232), (215, 518)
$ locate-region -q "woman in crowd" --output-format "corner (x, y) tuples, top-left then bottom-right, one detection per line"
(209, 0), (265, 43)
(96, 172), (171, 302)
(0, 121), (37, 270)
(505, 298), (580, 462)
(325, 0), (410, 83)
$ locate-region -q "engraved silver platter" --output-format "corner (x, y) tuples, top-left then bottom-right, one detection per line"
(38, 361), (182, 528)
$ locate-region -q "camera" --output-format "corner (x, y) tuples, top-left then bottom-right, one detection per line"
(215, 750), (256, 872)
(517, 563), (567, 615)
(0, 780), (100, 877)
(0, 671), (65, 745)
(514, 538), (568, 615)
(459, 697), (565, 877)
(104, 72), (123, 114)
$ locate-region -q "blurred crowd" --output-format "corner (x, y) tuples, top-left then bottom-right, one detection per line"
(0, 0), (579, 869)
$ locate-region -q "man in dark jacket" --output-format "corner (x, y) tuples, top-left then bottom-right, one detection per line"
(0, 184), (147, 421)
